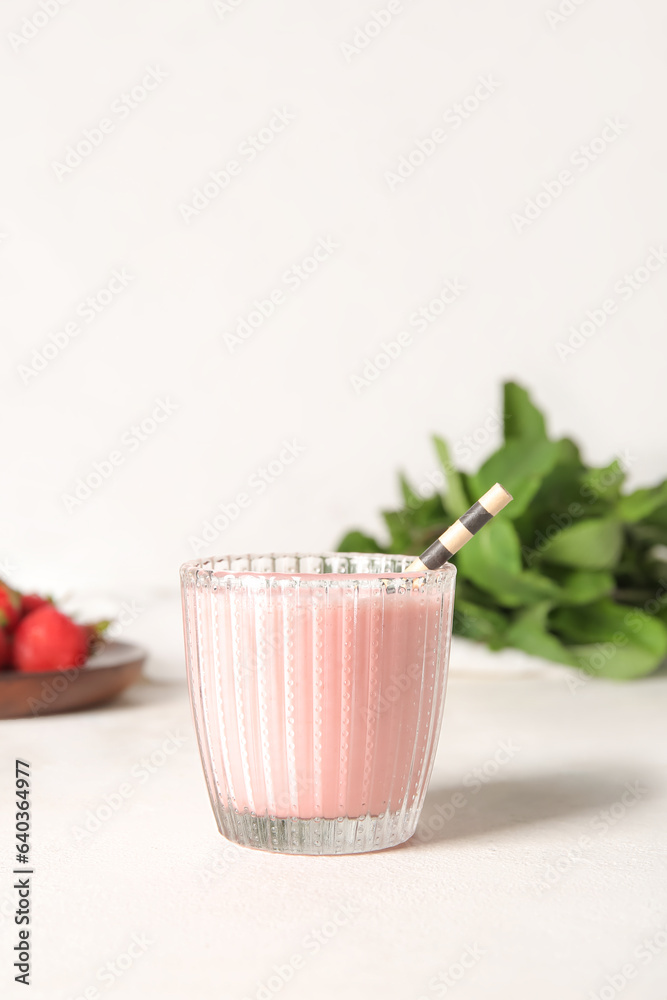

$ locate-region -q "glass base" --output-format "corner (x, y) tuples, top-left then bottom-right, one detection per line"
(214, 805), (418, 855)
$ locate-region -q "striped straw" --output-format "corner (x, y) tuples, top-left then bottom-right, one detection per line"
(406, 482), (513, 572)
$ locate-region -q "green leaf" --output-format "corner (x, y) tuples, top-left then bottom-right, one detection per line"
(337, 530), (381, 554)
(552, 599), (667, 679)
(556, 570), (616, 605)
(409, 493), (448, 531)
(512, 437), (586, 545)
(386, 474), (449, 541)
(617, 481), (667, 523)
(432, 435), (469, 517)
(503, 382), (547, 443)
(461, 515), (521, 573)
(382, 511), (413, 554)
(456, 517), (562, 608)
(505, 603), (577, 666)
(399, 472), (420, 508)
(453, 599), (508, 646)
(579, 459), (626, 508)
(625, 523), (667, 547)
(552, 436), (583, 469)
(541, 518), (623, 570)
(644, 502), (667, 529)
(468, 439), (561, 519)
(334, 381), (667, 680)
(455, 578), (509, 610)
(551, 599), (633, 642)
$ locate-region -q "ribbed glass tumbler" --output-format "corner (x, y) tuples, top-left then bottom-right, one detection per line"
(180, 553), (455, 855)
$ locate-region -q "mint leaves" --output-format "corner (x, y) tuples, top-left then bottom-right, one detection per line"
(337, 382), (667, 679)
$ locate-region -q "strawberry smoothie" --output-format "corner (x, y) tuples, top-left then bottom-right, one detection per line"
(182, 562), (454, 839)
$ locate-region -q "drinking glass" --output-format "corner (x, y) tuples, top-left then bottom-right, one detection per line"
(180, 553), (455, 855)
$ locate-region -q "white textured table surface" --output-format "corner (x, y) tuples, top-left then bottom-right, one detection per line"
(2, 627), (666, 1000)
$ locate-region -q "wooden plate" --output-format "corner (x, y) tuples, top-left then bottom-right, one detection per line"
(0, 641), (146, 720)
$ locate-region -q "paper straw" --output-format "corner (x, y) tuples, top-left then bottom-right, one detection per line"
(406, 483), (513, 572)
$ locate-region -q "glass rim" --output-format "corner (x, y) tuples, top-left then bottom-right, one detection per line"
(180, 551), (457, 583)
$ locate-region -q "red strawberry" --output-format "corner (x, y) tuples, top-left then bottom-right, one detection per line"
(12, 606), (90, 673)
(21, 593), (53, 617)
(0, 581), (21, 631)
(0, 628), (10, 669)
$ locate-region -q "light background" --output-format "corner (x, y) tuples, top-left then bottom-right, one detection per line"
(2, 8), (667, 998)
(2, 0), (666, 599)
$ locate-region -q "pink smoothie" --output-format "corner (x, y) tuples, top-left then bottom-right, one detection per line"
(187, 577), (450, 821)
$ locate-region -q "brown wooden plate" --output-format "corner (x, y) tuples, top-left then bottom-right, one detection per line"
(0, 641), (146, 720)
